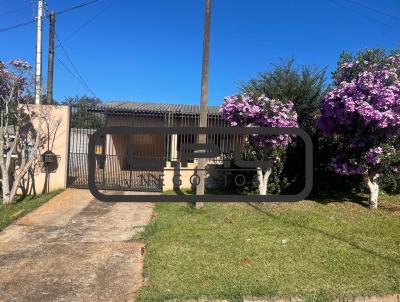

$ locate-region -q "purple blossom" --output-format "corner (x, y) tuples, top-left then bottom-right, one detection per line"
(319, 58), (400, 176)
(364, 147), (383, 165)
(331, 156), (366, 176)
(220, 94), (298, 149)
(1, 60), (31, 103)
(9, 59), (31, 70)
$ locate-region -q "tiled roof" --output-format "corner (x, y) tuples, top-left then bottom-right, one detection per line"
(102, 101), (221, 115)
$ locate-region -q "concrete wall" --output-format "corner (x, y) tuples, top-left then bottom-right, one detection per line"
(18, 105), (70, 195)
(162, 162), (224, 192)
(162, 162), (197, 191)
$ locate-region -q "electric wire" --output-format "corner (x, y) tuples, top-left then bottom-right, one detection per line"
(55, 31), (97, 98)
(55, 56), (92, 94)
(0, 0), (100, 33)
(0, 6), (29, 17)
(343, 0), (400, 21)
(329, 0), (395, 29)
(55, 2), (110, 47)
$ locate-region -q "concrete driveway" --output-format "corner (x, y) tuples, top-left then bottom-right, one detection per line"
(0, 189), (155, 302)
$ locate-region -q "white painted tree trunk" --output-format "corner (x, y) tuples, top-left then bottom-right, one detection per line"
(1, 66), (48, 205)
(0, 126), (11, 204)
(257, 167), (272, 196)
(1, 170), (12, 204)
(366, 172), (379, 209)
(1, 105), (44, 205)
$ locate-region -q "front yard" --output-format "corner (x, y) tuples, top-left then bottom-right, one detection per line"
(137, 194), (400, 302)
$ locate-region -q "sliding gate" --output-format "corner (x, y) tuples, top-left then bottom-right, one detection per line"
(66, 105), (226, 192)
(66, 105), (166, 192)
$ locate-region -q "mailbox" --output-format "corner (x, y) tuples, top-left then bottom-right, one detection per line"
(42, 151), (57, 164)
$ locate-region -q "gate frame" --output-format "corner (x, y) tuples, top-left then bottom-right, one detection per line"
(66, 103), (225, 192)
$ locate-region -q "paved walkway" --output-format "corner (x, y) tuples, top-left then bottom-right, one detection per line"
(0, 189), (155, 302)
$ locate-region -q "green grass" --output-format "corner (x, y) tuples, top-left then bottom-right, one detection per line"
(0, 190), (63, 231)
(137, 193), (400, 302)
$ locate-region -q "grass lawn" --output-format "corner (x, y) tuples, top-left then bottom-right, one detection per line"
(0, 190), (63, 231)
(137, 193), (400, 302)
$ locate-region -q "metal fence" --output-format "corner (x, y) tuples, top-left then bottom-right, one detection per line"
(66, 104), (232, 192)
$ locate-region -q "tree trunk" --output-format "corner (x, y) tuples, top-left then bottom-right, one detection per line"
(257, 167), (272, 196)
(366, 172), (379, 209)
(5, 154), (38, 205)
(1, 169), (12, 204)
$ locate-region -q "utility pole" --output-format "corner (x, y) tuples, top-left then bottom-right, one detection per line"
(34, 0), (43, 105)
(46, 11), (55, 104)
(195, 0), (212, 209)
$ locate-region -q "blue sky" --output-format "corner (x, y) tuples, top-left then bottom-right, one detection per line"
(1, 0), (400, 106)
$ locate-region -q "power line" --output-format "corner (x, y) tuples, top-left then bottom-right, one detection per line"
(40, 0), (108, 47)
(0, 19), (36, 33)
(329, 0), (395, 29)
(0, 5), (29, 17)
(2, 0), (100, 97)
(56, 3), (110, 47)
(56, 56), (98, 98)
(343, 0), (400, 21)
(57, 0), (99, 15)
(0, 0), (100, 33)
(55, 32), (97, 98)
(56, 56), (94, 95)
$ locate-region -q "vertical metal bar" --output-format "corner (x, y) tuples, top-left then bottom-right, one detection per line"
(66, 105), (72, 187)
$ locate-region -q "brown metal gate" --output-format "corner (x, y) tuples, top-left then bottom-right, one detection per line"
(66, 104), (226, 192)
(66, 105), (166, 192)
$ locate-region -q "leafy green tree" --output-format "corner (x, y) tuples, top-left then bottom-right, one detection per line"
(240, 59), (327, 194)
(240, 59), (326, 135)
(63, 95), (103, 129)
(62, 95), (101, 107)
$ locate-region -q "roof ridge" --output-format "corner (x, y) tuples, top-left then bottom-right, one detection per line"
(105, 100), (220, 108)
(101, 101), (221, 115)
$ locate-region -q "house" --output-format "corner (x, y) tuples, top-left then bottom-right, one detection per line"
(67, 101), (238, 192)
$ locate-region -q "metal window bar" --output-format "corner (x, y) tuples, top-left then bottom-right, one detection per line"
(67, 104), (230, 191)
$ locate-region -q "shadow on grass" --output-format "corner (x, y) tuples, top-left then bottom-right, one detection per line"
(173, 188), (187, 196)
(246, 202), (400, 266)
(14, 194), (35, 204)
(205, 189), (371, 208)
(308, 192), (369, 208)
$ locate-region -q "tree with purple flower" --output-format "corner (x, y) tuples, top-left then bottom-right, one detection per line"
(220, 94), (298, 196)
(319, 50), (400, 208)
